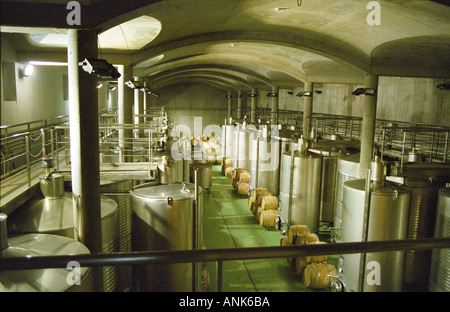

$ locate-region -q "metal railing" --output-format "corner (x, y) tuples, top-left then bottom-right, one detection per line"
(0, 237), (449, 292)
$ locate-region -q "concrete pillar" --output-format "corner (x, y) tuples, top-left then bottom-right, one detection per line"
(270, 86), (279, 124)
(143, 81), (148, 124)
(302, 82), (313, 140)
(227, 91), (232, 120)
(67, 29), (103, 291)
(133, 76), (144, 137)
(250, 88), (257, 124)
(237, 91), (243, 120)
(118, 65), (133, 162)
(359, 74), (379, 178)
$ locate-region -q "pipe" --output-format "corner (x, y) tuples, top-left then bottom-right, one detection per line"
(250, 88), (257, 124)
(1, 237), (449, 271)
(227, 91), (232, 119)
(359, 74), (379, 178)
(302, 82), (313, 140)
(270, 86), (279, 125)
(237, 91), (242, 120)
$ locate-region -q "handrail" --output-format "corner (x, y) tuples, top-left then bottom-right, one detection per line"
(1, 237), (449, 270)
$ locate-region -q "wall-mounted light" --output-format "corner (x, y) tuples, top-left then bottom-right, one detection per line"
(314, 90), (322, 94)
(352, 88), (376, 96)
(437, 83), (450, 90)
(225, 95), (232, 98)
(248, 93), (258, 97)
(22, 64), (34, 77)
(125, 80), (143, 89)
(296, 91), (312, 97)
(96, 83), (103, 89)
(266, 92), (278, 97)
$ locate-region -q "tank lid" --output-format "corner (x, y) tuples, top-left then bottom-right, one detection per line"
(9, 194), (117, 234)
(131, 183), (201, 200)
(0, 233), (91, 292)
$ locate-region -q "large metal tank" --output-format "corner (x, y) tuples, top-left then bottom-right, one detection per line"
(401, 174), (439, 288)
(333, 153), (360, 235)
(8, 176), (120, 292)
(258, 125), (281, 196)
(278, 149), (322, 233)
(309, 146), (346, 224)
(237, 124), (250, 172)
(0, 213), (94, 292)
(157, 154), (184, 184)
(130, 182), (204, 292)
(224, 124), (235, 163)
(429, 187), (450, 292)
(336, 160), (411, 292)
(190, 162), (212, 192)
(248, 127), (259, 189)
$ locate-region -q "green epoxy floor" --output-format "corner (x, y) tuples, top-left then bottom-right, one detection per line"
(202, 165), (338, 292)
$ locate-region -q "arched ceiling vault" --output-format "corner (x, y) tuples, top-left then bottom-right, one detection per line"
(1, 0), (449, 92)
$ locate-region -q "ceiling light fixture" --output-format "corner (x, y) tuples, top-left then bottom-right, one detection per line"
(79, 58), (121, 81)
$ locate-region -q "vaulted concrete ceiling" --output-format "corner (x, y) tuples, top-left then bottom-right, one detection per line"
(1, 0), (449, 92)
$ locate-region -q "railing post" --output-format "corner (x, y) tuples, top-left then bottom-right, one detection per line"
(216, 260), (223, 292)
(41, 128), (46, 157)
(25, 136), (31, 188)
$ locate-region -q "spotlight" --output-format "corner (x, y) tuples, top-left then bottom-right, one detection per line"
(437, 83), (450, 90)
(352, 88), (365, 96)
(266, 92), (278, 97)
(296, 91), (312, 97)
(78, 58), (121, 80)
(125, 80), (143, 89)
(314, 90), (322, 94)
(248, 93), (258, 97)
(352, 88), (377, 96)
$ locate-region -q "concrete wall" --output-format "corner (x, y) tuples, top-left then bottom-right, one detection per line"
(156, 83), (228, 136)
(1, 36), (111, 127)
(250, 79), (449, 127)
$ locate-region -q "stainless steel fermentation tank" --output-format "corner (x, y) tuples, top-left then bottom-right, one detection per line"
(130, 182), (204, 292)
(429, 187), (450, 292)
(278, 145), (322, 234)
(333, 153), (360, 237)
(224, 124), (235, 164)
(8, 174), (120, 292)
(190, 162), (212, 192)
(0, 213), (94, 292)
(249, 127), (259, 189)
(157, 153), (184, 184)
(309, 147), (347, 224)
(336, 159), (411, 292)
(258, 125), (281, 196)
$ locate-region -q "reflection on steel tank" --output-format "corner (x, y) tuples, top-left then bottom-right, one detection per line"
(0, 213), (94, 292)
(130, 182), (204, 292)
(336, 158), (411, 292)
